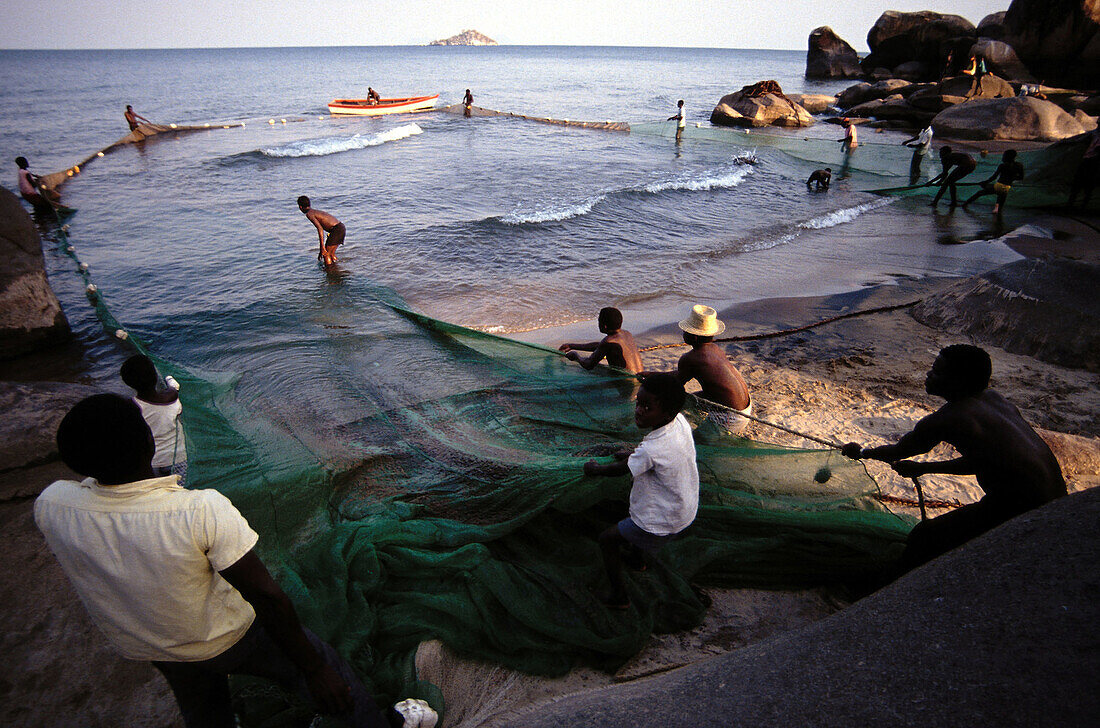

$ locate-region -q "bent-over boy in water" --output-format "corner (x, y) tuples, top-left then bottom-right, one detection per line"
(297, 196), (345, 267)
(843, 344), (1065, 573)
(559, 307), (644, 375)
(806, 168), (831, 191)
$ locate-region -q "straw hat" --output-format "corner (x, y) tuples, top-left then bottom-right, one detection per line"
(678, 304), (725, 337)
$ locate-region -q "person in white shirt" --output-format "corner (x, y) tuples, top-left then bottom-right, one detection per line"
(120, 354), (187, 482)
(583, 373), (699, 609)
(668, 99), (686, 142)
(903, 125), (934, 184)
(35, 393), (437, 728)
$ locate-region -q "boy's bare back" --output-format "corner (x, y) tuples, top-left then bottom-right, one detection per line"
(306, 208), (340, 231)
(604, 330), (643, 374)
(677, 342), (749, 410)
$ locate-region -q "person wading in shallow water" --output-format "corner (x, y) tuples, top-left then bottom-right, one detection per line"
(842, 344), (1066, 574)
(298, 196), (345, 267)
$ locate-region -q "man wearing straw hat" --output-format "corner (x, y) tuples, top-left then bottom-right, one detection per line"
(661, 305), (752, 435)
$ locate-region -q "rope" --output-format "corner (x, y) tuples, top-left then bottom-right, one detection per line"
(876, 492), (962, 511)
(639, 300), (921, 352)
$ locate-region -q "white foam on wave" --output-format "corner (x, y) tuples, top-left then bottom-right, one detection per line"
(740, 198), (895, 253)
(797, 197), (895, 230)
(641, 156), (756, 194)
(260, 123), (423, 158)
(501, 194), (607, 225)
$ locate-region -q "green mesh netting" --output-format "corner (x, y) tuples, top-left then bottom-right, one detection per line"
(42, 128), (919, 726)
(632, 121), (1097, 209)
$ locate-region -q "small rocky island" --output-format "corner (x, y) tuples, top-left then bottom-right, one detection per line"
(428, 29), (497, 46)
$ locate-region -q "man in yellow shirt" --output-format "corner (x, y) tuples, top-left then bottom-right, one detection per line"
(35, 394), (436, 728)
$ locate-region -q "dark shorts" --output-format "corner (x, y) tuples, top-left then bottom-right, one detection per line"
(326, 222), (346, 248)
(618, 518), (678, 553)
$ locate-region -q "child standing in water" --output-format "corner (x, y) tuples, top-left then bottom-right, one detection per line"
(121, 354), (187, 483)
(298, 196), (345, 267)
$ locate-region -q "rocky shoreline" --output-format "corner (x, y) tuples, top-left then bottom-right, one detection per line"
(711, 3), (1099, 144)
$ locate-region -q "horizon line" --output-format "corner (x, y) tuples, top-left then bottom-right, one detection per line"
(0, 43), (807, 53)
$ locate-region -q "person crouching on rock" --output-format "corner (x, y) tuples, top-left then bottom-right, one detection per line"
(842, 344), (1065, 575)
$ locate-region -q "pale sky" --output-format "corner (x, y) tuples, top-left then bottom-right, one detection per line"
(3, 1), (1007, 51)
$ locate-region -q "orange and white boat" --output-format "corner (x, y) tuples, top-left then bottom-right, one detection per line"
(327, 95), (439, 116)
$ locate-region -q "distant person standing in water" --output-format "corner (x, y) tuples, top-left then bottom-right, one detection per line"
(297, 196), (345, 267)
(463, 89), (474, 117)
(806, 168), (831, 191)
(124, 105), (152, 131)
(963, 149), (1024, 215)
(838, 119), (857, 178)
(559, 307), (644, 375)
(668, 99), (686, 142)
(903, 124), (934, 184)
(929, 146), (977, 208)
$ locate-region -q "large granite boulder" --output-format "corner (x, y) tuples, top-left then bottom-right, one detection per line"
(836, 79), (911, 109)
(806, 27), (862, 79)
(911, 258), (1100, 371)
(863, 11), (977, 76)
(846, 97), (937, 126)
(908, 73), (1016, 111)
(932, 96), (1088, 141)
(977, 11), (1008, 40)
(711, 83), (814, 128)
(787, 94), (836, 114)
(0, 187), (69, 359)
(971, 38), (1036, 82)
(1003, 0), (1100, 89)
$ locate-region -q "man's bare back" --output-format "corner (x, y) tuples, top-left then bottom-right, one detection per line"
(902, 391), (1065, 506)
(677, 342), (750, 410)
(558, 307), (643, 375)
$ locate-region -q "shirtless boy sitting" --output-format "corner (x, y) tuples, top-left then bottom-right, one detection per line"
(843, 344), (1066, 573)
(558, 307), (644, 375)
(662, 304), (751, 435)
(297, 196), (345, 266)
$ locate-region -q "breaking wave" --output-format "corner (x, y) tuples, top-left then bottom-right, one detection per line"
(797, 198), (895, 230)
(259, 124), (422, 158)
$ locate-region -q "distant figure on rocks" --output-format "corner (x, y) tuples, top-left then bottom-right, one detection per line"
(582, 373), (699, 609)
(1068, 128), (1100, 209)
(366, 87), (380, 104)
(963, 149), (1024, 215)
(842, 344), (1066, 573)
(668, 99), (686, 142)
(14, 156), (60, 209)
(124, 105), (152, 131)
(806, 168), (831, 191)
(297, 196), (345, 267)
(903, 125), (934, 184)
(121, 354), (187, 484)
(463, 88), (473, 116)
(962, 55), (988, 98)
(929, 146), (976, 207)
(938, 49), (956, 82)
(558, 306), (644, 375)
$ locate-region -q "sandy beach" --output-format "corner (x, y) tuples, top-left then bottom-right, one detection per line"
(3, 205), (1097, 726)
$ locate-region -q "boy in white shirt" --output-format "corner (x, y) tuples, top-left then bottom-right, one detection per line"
(583, 373), (699, 609)
(121, 354), (187, 482)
